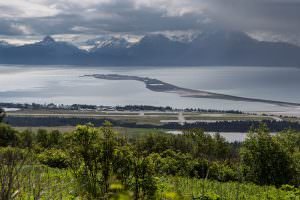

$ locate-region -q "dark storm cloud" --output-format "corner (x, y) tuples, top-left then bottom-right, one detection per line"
(206, 0), (300, 33)
(13, 0), (209, 35)
(1, 0), (300, 44)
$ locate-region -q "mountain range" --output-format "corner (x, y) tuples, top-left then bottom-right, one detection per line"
(1, 31), (300, 66)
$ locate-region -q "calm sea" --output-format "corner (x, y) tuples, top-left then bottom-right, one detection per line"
(1, 65), (300, 112)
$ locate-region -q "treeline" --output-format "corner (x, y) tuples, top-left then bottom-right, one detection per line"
(183, 108), (243, 114)
(116, 105), (243, 113)
(1, 102), (243, 113)
(116, 105), (173, 111)
(0, 118), (299, 199)
(0, 102), (98, 110)
(5, 116), (300, 132)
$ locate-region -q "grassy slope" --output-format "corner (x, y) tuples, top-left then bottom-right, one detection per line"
(14, 167), (299, 200)
(159, 177), (299, 200)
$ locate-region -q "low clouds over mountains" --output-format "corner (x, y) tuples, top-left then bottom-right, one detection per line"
(1, 30), (300, 66)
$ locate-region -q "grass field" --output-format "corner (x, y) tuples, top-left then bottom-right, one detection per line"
(11, 166), (299, 200)
(159, 177), (300, 200)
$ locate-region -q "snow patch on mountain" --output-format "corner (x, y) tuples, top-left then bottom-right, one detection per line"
(86, 36), (135, 51)
(0, 41), (14, 48)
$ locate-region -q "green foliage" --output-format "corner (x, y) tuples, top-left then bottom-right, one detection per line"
(241, 124), (294, 186)
(0, 122), (299, 199)
(160, 177), (300, 200)
(137, 129), (232, 162)
(36, 129), (49, 148)
(101, 121), (118, 194)
(0, 123), (19, 147)
(68, 124), (104, 197)
(38, 148), (68, 168)
(113, 145), (134, 187)
(67, 122), (121, 198)
(48, 130), (64, 147)
(275, 129), (300, 186)
(148, 150), (195, 176)
(291, 152), (300, 186)
(132, 155), (157, 199)
(197, 192), (221, 200)
(208, 162), (237, 182)
(35, 129), (64, 149)
(18, 130), (33, 148)
(0, 147), (28, 200)
(0, 159), (76, 200)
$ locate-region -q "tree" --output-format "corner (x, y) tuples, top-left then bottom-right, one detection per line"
(113, 145), (134, 188)
(0, 123), (18, 147)
(100, 121), (117, 194)
(132, 154), (157, 200)
(68, 124), (103, 198)
(212, 133), (230, 160)
(274, 129), (300, 186)
(68, 122), (118, 198)
(240, 124), (294, 186)
(18, 130), (33, 148)
(36, 129), (49, 148)
(48, 130), (63, 148)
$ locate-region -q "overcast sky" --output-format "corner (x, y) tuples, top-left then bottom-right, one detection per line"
(1, 0), (300, 45)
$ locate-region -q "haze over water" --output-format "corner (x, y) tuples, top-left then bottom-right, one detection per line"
(1, 65), (300, 113)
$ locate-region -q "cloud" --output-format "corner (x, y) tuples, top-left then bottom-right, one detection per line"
(0, 20), (32, 35)
(0, 0), (59, 18)
(0, 0), (300, 45)
(204, 0), (300, 32)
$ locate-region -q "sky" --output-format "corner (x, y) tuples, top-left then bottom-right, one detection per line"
(1, 0), (300, 46)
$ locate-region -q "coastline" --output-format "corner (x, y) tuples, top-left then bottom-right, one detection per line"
(86, 74), (300, 108)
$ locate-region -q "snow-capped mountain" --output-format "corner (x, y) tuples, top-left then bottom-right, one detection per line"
(1, 31), (300, 66)
(87, 37), (134, 52)
(167, 34), (198, 43)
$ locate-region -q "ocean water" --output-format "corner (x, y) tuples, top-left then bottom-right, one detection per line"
(1, 65), (300, 112)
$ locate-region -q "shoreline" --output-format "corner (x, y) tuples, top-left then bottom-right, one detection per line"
(86, 74), (300, 108)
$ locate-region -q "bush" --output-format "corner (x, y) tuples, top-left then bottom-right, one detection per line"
(209, 162), (237, 182)
(38, 149), (68, 168)
(240, 124), (294, 186)
(0, 123), (19, 147)
(198, 192), (221, 200)
(191, 159), (209, 178)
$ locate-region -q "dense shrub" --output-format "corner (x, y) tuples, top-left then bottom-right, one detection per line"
(241, 124), (294, 186)
(209, 162), (238, 182)
(38, 149), (68, 168)
(0, 123), (19, 147)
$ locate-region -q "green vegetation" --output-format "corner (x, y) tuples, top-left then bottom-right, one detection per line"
(0, 119), (299, 199)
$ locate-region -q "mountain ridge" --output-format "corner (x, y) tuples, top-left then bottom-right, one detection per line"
(0, 31), (300, 66)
